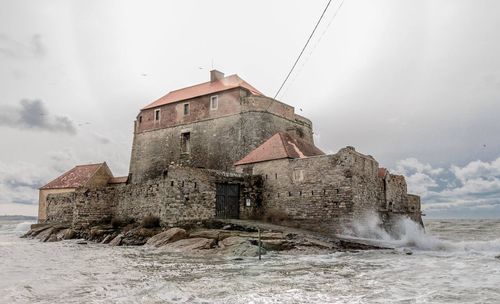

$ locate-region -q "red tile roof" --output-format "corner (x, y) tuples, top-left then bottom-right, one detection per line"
(234, 132), (324, 166)
(40, 163), (105, 190)
(142, 74), (263, 110)
(108, 176), (128, 184)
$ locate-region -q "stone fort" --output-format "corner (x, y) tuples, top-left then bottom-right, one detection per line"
(38, 70), (422, 233)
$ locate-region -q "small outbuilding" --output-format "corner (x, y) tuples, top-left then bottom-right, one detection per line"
(38, 162), (113, 222)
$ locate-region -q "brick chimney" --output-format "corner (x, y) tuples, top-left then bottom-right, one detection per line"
(210, 70), (224, 82)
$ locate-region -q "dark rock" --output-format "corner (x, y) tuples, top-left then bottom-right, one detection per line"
(63, 229), (76, 240)
(403, 249), (413, 255)
(261, 239), (294, 251)
(47, 234), (58, 242)
(24, 224), (52, 238)
(36, 227), (56, 242)
(76, 240), (87, 245)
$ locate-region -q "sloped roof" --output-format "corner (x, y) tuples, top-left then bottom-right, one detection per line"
(234, 132), (324, 166)
(40, 163), (106, 190)
(142, 74), (263, 110)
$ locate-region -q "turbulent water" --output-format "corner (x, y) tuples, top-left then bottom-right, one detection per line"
(1, 218), (499, 304)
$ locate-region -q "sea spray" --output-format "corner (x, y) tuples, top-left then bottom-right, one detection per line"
(343, 213), (500, 253)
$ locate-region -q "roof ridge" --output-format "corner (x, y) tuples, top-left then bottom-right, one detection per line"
(168, 74), (239, 93)
(75, 163), (104, 167)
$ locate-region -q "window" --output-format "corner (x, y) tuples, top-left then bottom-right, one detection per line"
(183, 103), (190, 116)
(181, 132), (190, 153)
(210, 95), (218, 110)
(293, 169), (304, 182)
(139, 116), (142, 123)
(154, 109), (160, 121)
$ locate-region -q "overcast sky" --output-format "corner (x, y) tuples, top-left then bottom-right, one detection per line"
(1, 0), (499, 218)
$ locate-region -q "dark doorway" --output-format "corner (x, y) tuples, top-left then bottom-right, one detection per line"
(216, 183), (240, 219)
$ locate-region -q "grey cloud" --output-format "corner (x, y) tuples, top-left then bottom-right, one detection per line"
(0, 99), (77, 134)
(393, 157), (500, 217)
(0, 33), (45, 58)
(93, 133), (111, 144)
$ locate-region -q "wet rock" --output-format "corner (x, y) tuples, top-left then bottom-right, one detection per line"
(223, 242), (266, 257)
(261, 239), (294, 251)
(36, 227), (56, 242)
(161, 238), (216, 251)
(403, 248), (413, 255)
(47, 234), (59, 242)
(146, 228), (188, 247)
(24, 224), (52, 238)
(220, 236), (248, 247)
(55, 228), (76, 241)
(63, 229), (76, 240)
(219, 236), (267, 257)
(189, 229), (236, 241)
(189, 229), (221, 240)
(109, 234), (123, 246)
(237, 232), (284, 240)
(101, 234), (116, 244)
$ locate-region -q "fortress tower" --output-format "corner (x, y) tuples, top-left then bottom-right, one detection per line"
(129, 70), (315, 183)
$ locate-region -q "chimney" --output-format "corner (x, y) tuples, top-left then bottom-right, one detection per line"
(210, 70), (224, 82)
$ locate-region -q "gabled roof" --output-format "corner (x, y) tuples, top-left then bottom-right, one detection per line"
(40, 163), (107, 190)
(142, 74), (263, 110)
(234, 132), (324, 166)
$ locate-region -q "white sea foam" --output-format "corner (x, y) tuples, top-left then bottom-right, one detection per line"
(14, 221), (35, 232)
(1, 218), (499, 304)
(344, 213), (500, 253)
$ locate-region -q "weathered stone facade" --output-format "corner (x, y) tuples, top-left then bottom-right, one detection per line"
(45, 166), (262, 228)
(129, 89), (313, 183)
(235, 147), (375, 233)
(41, 70), (422, 233)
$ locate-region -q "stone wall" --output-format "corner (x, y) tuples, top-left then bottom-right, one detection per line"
(235, 146), (422, 233)
(129, 106), (314, 183)
(38, 188), (75, 222)
(235, 147), (383, 233)
(44, 166), (262, 228)
(46, 192), (75, 224)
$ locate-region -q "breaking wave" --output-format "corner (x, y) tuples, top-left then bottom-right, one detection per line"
(342, 213), (500, 253)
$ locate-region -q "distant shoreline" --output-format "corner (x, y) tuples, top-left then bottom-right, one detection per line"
(0, 215), (37, 221)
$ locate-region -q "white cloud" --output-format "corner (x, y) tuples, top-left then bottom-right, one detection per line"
(393, 156), (500, 217)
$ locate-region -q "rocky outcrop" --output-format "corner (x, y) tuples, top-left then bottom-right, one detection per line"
(22, 220), (389, 257)
(160, 238), (216, 252)
(146, 228), (188, 247)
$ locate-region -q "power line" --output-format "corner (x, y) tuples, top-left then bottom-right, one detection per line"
(274, 0), (336, 99)
(278, 0), (345, 100)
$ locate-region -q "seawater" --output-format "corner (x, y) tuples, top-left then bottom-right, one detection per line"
(0, 218), (499, 304)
